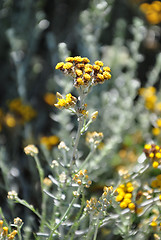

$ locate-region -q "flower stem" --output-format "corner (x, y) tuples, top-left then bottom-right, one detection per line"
(48, 197), (76, 239)
(93, 216), (100, 240)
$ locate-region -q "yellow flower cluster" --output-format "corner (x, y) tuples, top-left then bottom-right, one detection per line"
(44, 92), (56, 106)
(140, 86), (161, 112)
(55, 56), (111, 87)
(144, 144), (161, 168)
(73, 169), (92, 188)
(140, 1), (161, 25)
(24, 144), (39, 157)
(8, 98), (36, 123)
(86, 131), (104, 147)
(139, 87), (157, 111)
(40, 135), (59, 150)
(115, 182), (135, 211)
(0, 220), (17, 240)
(85, 186), (114, 215)
(54, 92), (77, 109)
(7, 190), (18, 200)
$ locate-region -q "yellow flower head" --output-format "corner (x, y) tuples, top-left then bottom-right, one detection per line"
(55, 62), (64, 69)
(83, 73), (91, 81)
(94, 60), (104, 67)
(63, 62), (73, 70)
(65, 57), (74, 62)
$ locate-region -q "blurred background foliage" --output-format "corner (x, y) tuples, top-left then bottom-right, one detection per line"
(0, 0), (161, 237)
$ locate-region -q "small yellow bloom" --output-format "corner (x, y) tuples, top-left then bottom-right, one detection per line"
(43, 177), (52, 187)
(156, 119), (161, 127)
(82, 57), (90, 63)
(149, 152), (154, 158)
(92, 65), (100, 71)
(124, 193), (132, 199)
(83, 73), (91, 81)
(144, 144), (151, 150)
(65, 57), (74, 62)
(91, 111), (98, 121)
(116, 194), (124, 202)
(2, 227), (8, 237)
(128, 203), (135, 211)
(152, 127), (160, 136)
(24, 145), (39, 156)
(74, 56), (83, 62)
(94, 60), (104, 67)
(120, 201), (128, 209)
(75, 69), (83, 76)
(44, 93), (56, 105)
(5, 114), (16, 128)
(103, 66), (111, 72)
(155, 152), (161, 158)
(84, 67), (92, 73)
(55, 62), (64, 69)
(63, 62), (73, 69)
(103, 71), (111, 80)
(150, 221), (157, 227)
(76, 78), (84, 85)
(153, 161), (159, 168)
(97, 74), (104, 81)
(123, 198), (131, 204)
(126, 187), (134, 193)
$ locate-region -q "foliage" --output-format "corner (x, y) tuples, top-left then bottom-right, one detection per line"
(0, 0), (161, 239)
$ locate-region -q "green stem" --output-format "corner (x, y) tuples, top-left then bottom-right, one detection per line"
(66, 192), (86, 240)
(48, 197), (76, 239)
(33, 155), (47, 232)
(70, 117), (84, 166)
(78, 148), (95, 171)
(17, 226), (22, 240)
(93, 216), (100, 240)
(70, 90), (86, 167)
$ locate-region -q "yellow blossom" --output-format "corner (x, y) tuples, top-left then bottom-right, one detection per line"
(63, 62), (73, 69)
(152, 127), (160, 136)
(55, 62), (64, 69)
(24, 144), (39, 156)
(44, 93), (56, 105)
(94, 60), (104, 67)
(153, 161), (159, 168)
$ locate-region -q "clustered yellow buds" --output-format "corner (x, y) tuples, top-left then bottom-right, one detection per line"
(85, 186), (114, 215)
(7, 190), (18, 200)
(140, 1), (161, 25)
(40, 135), (59, 150)
(73, 169), (92, 188)
(144, 144), (161, 168)
(0, 220), (18, 239)
(54, 92), (77, 109)
(14, 217), (23, 227)
(139, 86), (161, 113)
(115, 182), (135, 211)
(8, 98), (36, 123)
(55, 56), (111, 88)
(24, 144), (39, 157)
(86, 131), (103, 147)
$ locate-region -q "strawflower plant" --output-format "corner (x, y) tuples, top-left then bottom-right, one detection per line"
(5, 56), (161, 240)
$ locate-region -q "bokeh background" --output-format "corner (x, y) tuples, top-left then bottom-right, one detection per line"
(0, 0), (161, 238)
